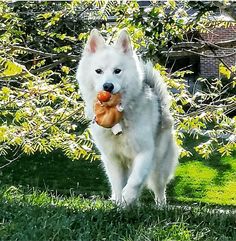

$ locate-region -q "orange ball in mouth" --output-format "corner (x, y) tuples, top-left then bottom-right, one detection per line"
(97, 91), (111, 102)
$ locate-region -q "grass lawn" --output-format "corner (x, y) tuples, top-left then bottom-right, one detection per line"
(0, 150), (236, 240)
(0, 186), (235, 241)
(173, 154), (236, 205)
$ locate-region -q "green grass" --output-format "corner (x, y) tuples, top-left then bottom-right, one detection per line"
(0, 186), (235, 241)
(1, 150), (236, 240)
(0, 151), (109, 196)
(173, 155), (236, 205)
(1, 151), (236, 206)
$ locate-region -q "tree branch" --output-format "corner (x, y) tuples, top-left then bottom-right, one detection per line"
(162, 39), (236, 57)
(185, 49), (236, 58)
(1, 45), (80, 60)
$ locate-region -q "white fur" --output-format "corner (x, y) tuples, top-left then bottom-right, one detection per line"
(76, 29), (179, 206)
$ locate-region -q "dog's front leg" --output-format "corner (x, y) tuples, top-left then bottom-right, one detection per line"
(122, 150), (154, 206)
(102, 155), (127, 204)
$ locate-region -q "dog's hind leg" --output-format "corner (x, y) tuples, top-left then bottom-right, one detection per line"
(147, 139), (179, 206)
(147, 172), (167, 206)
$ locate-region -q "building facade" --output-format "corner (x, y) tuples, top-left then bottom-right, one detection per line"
(200, 25), (236, 78)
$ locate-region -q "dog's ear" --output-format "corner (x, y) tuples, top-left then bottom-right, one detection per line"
(85, 29), (105, 53)
(115, 29), (132, 54)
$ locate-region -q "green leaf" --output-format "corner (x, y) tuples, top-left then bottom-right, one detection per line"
(1, 86), (11, 95)
(1, 60), (23, 76)
(61, 66), (70, 74)
(219, 64), (231, 79)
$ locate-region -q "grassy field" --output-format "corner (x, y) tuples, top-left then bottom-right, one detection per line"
(0, 186), (235, 241)
(0, 150), (236, 240)
(174, 154), (236, 205)
(1, 150), (236, 205)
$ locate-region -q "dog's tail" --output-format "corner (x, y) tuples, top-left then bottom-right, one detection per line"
(143, 61), (174, 129)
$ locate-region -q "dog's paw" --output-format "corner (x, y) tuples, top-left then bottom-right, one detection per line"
(155, 196), (166, 208)
(110, 193), (123, 205)
(121, 186), (138, 206)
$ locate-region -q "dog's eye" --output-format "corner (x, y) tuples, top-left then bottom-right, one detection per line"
(95, 69), (103, 74)
(114, 68), (121, 74)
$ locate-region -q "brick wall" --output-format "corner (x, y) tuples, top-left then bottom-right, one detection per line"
(200, 25), (236, 78)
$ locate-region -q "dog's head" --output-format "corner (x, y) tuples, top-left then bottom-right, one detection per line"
(77, 29), (143, 114)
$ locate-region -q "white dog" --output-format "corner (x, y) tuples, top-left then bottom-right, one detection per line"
(76, 29), (179, 206)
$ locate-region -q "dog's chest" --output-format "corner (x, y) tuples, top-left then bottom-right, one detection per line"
(110, 132), (135, 161)
(91, 124), (136, 163)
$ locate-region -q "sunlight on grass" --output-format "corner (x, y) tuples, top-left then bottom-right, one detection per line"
(174, 156), (236, 205)
(175, 161), (218, 199)
(176, 161), (218, 180)
(1, 186), (235, 241)
(206, 182), (236, 205)
(1, 185), (113, 212)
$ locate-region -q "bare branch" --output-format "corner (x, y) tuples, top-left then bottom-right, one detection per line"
(174, 39), (236, 50)
(0, 152), (23, 170)
(185, 49), (235, 58)
(1, 45), (80, 60)
(162, 39), (236, 57)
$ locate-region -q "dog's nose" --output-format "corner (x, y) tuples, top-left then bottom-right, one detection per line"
(103, 83), (114, 93)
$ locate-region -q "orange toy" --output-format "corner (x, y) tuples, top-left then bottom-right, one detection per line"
(94, 91), (123, 134)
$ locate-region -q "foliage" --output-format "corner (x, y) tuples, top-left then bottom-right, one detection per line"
(160, 64), (236, 158)
(0, 1), (105, 165)
(0, 0), (235, 167)
(108, 1), (196, 61)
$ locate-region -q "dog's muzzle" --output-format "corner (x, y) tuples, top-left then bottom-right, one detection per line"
(103, 83), (114, 93)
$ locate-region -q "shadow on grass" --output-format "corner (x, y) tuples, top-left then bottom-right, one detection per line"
(0, 151), (109, 197)
(1, 146), (236, 206)
(203, 155), (235, 186)
(1, 186), (236, 241)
